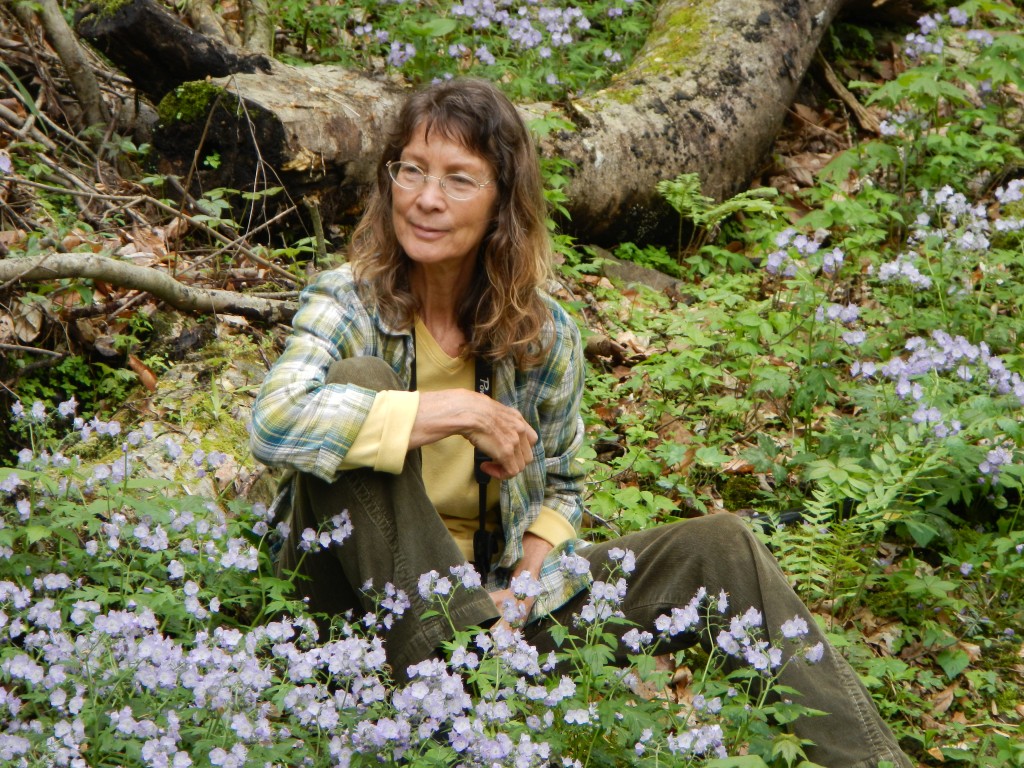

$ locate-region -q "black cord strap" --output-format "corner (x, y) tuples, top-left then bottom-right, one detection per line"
(411, 330), (497, 579)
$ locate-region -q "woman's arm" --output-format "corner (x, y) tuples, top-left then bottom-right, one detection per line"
(489, 531), (552, 624)
(250, 269), (386, 481)
(535, 301), (588, 533)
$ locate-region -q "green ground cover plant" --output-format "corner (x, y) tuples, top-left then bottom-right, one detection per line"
(1, 1), (1023, 766)
(271, 0), (656, 101)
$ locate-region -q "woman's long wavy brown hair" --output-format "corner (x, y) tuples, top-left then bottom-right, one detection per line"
(348, 77), (553, 368)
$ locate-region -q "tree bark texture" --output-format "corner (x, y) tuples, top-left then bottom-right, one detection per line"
(540, 0), (847, 240)
(78, 0), (849, 244)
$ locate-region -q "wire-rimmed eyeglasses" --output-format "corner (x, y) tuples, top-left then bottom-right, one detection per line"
(386, 161), (494, 201)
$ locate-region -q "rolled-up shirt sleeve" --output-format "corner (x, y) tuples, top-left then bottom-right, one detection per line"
(339, 390), (420, 474)
(526, 505), (577, 549)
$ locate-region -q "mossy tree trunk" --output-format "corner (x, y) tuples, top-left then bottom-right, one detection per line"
(539, 0), (847, 240)
(78, 0), (849, 244)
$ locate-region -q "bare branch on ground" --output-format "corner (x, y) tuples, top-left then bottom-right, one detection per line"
(0, 253), (298, 324)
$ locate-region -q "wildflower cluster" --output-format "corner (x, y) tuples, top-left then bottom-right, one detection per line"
(902, 6), (995, 60)
(278, 0), (653, 100)
(763, 227), (846, 279)
(0, 406), (832, 768)
(872, 181), (1024, 298)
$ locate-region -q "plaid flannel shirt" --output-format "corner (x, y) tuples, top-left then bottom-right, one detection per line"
(250, 264), (592, 619)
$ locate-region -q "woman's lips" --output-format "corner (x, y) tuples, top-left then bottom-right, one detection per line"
(410, 222), (446, 239)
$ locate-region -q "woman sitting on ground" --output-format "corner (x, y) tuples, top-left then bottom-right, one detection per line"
(250, 76), (911, 768)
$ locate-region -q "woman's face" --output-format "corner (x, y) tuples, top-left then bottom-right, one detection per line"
(391, 124), (498, 278)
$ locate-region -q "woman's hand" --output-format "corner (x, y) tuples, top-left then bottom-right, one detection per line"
(489, 532), (551, 627)
(411, 389), (538, 479)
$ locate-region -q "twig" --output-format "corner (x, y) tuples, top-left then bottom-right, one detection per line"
(303, 196), (328, 266)
(176, 203), (300, 278)
(0, 101), (58, 152)
(818, 54), (881, 135)
(0, 197), (41, 232)
(141, 196), (300, 284)
(0, 56), (96, 159)
(0, 250), (57, 294)
(31, 0), (109, 128)
(7, 177), (300, 285)
(65, 293), (147, 320)
(3, 351), (68, 383)
(0, 342), (63, 357)
(241, 0), (274, 54)
(247, 291), (301, 300)
(228, 75), (298, 237)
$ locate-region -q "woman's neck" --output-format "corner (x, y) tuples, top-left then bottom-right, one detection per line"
(410, 264), (472, 356)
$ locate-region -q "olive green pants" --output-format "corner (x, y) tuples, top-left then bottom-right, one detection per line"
(276, 357), (911, 768)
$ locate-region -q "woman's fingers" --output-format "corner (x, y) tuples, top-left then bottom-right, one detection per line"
(470, 399), (537, 477)
(411, 390), (537, 478)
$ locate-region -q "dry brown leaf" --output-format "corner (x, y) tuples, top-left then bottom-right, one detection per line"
(959, 641), (982, 663)
(61, 233), (84, 251)
(216, 314), (250, 336)
(849, 605), (887, 635)
(128, 355), (159, 392)
(214, 460), (239, 494)
(0, 314), (14, 344)
(13, 302), (44, 343)
(94, 336), (119, 357)
(722, 457), (755, 474)
(123, 249), (160, 267)
(0, 229), (26, 247)
(864, 622), (903, 655)
(624, 653), (682, 703)
(615, 330), (650, 356)
(792, 102), (825, 128)
(161, 218), (190, 245)
(926, 746), (945, 762)
(930, 685), (956, 715)
(671, 663), (694, 703)
(73, 318), (101, 345)
(127, 226), (168, 257)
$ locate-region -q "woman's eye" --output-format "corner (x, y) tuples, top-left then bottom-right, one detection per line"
(446, 174), (478, 193)
(398, 165), (423, 182)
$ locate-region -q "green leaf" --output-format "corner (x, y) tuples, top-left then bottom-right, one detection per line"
(25, 525), (51, 544)
(705, 756), (771, 768)
(771, 732), (808, 764)
(417, 18), (458, 37)
(936, 648), (971, 679)
(695, 446), (731, 466)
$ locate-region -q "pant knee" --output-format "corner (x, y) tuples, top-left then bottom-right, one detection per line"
(679, 513), (758, 557)
(326, 356), (402, 391)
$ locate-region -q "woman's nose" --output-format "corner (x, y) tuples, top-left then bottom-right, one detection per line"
(415, 175), (447, 207)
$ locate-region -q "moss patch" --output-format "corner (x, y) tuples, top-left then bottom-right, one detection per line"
(720, 474), (761, 511)
(77, 0), (135, 24)
(157, 81), (230, 126)
(632, 0), (712, 78)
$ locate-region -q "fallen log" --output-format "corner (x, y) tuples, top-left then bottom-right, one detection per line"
(75, 0), (271, 101)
